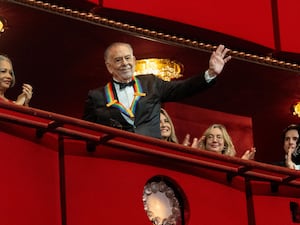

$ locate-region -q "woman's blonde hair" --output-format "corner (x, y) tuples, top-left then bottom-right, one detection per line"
(199, 124), (236, 156)
(0, 54), (15, 87)
(160, 108), (178, 144)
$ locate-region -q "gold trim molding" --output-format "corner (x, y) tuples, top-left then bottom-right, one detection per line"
(6, 0), (300, 72)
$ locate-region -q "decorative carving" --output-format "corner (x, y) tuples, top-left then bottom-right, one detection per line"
(135, 58), (183, 81)
(143, 181), (181, 225)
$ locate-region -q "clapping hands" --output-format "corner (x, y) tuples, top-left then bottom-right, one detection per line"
(15, 83), (33, 106)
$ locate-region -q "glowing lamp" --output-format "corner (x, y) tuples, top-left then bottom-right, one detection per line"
(292, 102), (300, 117)
(134, 58), (183, 81)
(0, 17), (8, 33)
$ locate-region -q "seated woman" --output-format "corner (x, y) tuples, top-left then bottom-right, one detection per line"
(183, 124), (256, 160)
(160, 108), (178, 143)
(0, 54), (33, 106)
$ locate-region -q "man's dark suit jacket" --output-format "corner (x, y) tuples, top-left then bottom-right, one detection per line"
(83, 73), (215, 139)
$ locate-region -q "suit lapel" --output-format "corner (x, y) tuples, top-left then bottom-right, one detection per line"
(104, 77), (146, 118)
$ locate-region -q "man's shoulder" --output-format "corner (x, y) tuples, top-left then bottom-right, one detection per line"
(135, 74), (161, 84)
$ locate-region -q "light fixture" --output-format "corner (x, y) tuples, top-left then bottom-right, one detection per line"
(134, 58), (183, 81)
(0, 16), (8, 34)
(292, 102), (300, 117)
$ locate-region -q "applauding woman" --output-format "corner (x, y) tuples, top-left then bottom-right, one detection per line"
(0, 54), (33, 106)
(183, 124), (256, 160)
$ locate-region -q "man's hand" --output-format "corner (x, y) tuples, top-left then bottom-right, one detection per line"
(208, 45), (231, 77)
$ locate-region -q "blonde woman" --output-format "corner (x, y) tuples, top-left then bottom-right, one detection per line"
(0, 54), (33, 106)
(184, 124), (255, 160)
(160, 108), (179, 143)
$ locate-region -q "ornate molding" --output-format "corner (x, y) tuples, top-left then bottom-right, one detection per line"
(7, 0), (300, 72)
